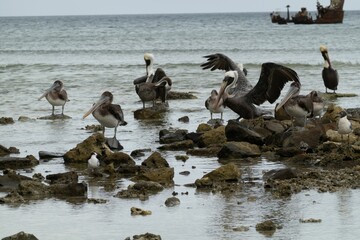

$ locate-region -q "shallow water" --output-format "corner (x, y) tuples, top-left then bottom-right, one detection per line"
(1, 12), (360, 239)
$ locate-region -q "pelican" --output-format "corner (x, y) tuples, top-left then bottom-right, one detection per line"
(88, 152), (100, 172)
(275, 81), (314, 127)
(337, 111), (352, 142)
(82, 91), (127, 150)
(38, 80), (69, 115)
(320, 45), (339, 93)
(133, 53), (172, 108)
(202, 54), (299, 119)
(205, 89), (225, 120)
(307, 90), (324, 119)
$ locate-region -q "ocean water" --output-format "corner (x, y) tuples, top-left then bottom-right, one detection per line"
(0, 12), (360, 239)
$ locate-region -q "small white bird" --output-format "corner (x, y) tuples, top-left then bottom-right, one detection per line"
(337, 111), (352, 142)
(88, 152), (100, 171)
(205, 89), (224, 120)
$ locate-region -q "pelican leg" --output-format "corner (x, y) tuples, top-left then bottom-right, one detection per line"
(210, 112), (213, 120)
(61, 105), (65, 115)
(52, 106), (55, 116)
(220, 112), (223, 121)
(106, 126), (123, 150)
(142, 101), (145, 109)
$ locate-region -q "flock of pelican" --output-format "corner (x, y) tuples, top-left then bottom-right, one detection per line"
(38, 45), (352, 150)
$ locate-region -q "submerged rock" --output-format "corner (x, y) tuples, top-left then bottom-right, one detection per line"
(2, 231), (39, 240)
(217, 141), (261, 159)
(37, 114), (71, 120)
(38, 151), (64, 159)
(103, 152), (135, 167)
(46, 171), (79, 184)
(125, 232), (162, 240)
(157, 140), (194, 151)
(164, 196), (180, 207)
(195, 163), (241, 188)
(141, 152), (169, 168)
(167, 91), (197, 99)
(132, 167), (174, 185)
(197, 126), (226, 148)
(115, 181), (164, 200)
(159, 129), (188, 144)
(0, 117), (14, 125)
(256, 220), (276, 236)
(130, 207), (152, 216)
(134, 104), (168, 119)
(0, 145), (11, 156)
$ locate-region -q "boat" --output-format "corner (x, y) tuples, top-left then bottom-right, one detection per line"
(271, 0), (345, 25)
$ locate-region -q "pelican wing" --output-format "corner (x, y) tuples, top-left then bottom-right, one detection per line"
(245, 62), (300, 105)
(201, 53), (240, 72)
(152, 68), (167, 83)
(109, 104), (127, 126)
(133, 75), (147, 85)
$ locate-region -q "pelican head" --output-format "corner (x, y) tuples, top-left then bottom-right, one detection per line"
(275, 81), (301, 111)
(82, 91), (113, 119)
(144, 53), (155, 77)
(215, 71), (238, 108)
(320, 45), (328, 53)
(339, 111), (347, 118)
(38, 80), (64, 100)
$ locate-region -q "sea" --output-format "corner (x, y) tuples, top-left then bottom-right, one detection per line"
(0, 11), (360, 239)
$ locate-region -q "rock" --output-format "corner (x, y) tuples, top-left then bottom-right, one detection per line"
(159, 129), (187, 144)
(225, 120), (265, 145)
(326, 129), (357, 144)
(167, 91), (197, 99)
(49, 182), (87, 197)
(130, 207), (152, 216)
(126, 233), (162, 240)
(2, 231), (38, 240)
(38, 114), (71, 120)
(186, 146), (222, 157)
(164, 196), (180, 207)
(132, 167), (174, 185)
(274, 104), (291, 121)
(83, 124), (103, 133)
(195, 163), (241, 188)
(142, 152), (169, 168)
(275, 147), (304, 157)
(196, 123), (212, 133)
(63, 133), (109, 164)
(197, 126), (226, 148)
(17, 180), (50, 197)
(256, 220), (276, 234)
(38, 151), (64, 159)
(0, 145), (11, 156)
(0, 117), (14, 125)
(134, 105), (168, 119)
(0, 191), (25, 204)
(321, 103), (344, 123)
(130, 149), (151, 158)
(18, 116), (33, 122)
(46, 171), (78, 184)
(299, 218), (322, 223)
(217, 142), (261, 159)
(115, 181), (164, 200)
(103, 152), (135, 167)
(157, 140), (194, 151)
(185, 132), (203, 144)
(8, 147), (20, 154)
(87, 198), (108, 204)
(0, 172), (32, 191)
(0, 155), (39, 170)
(179, 171), (190, 176)
(264, 120), (287, 134)
(233, 226), (250, 232)
(175, 155), (189, 162)
(178, 116), (189, 123)
(282, 127), (326, 149)
(263, 168), (298, 188)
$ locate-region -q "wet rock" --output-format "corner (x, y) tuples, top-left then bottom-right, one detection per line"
(178, 116), (189, 123)
(207, 119), (224, 126)
(264, 120), (287, 134)
(186, 145), (222, 157)
(185, 132), (203, 144)
(299, 218), (322, 223)
(87, 198), (108, 204)
(157, 140), (194, 151)
(18, 116), (33, 122)
(134, 104), (168, 119)
(130, 207), (152, 216)
(2, 231), (38, 240)
(63, 133), (109, 164)
(159, 129), (188, 144)
(0, 145), (11, 156)
(103, 152), (135, 167)
(49, 182), (87, 197)
(179, 171), (190, 176)
(83, 124), (103, 133)
(117, 165), (143, 176)
(0, 171), (32, 191)
(130, 148), (151, 158)
(0, 155), (39, 170)
(321, 103), (344, 123)
(275, 147), (304, 157)
(197, 126), (226, 148)
(0, 117), (14, 125)
(0, 191), (25, 204)
(46, 171), (78, 184)
(115, 181), (164, 200)
(125, 233), (162, 240)
(195, 163), (241, 188)
(326, 129), (357, 144)
(263, 168), (298, 188)
(167, 91), (197, 99)
(164, 196), (180, 207)
(256, 220), (276, 235)
(32, 173), (44, 181)
(196, 123), (212, 133)
(225, 120), (264, 145)
(132, 167), (174, 185)
(175, 155), (189, 162)
(38, 114), (71, 120)
(233, 226), (250, 232)
(17, 180), (50, 197)
(38, 151), (64, 159)
(281, 127), (326, 149)
(142, 152), (169, 168)
(8, 147), (20, 154)
(217, 142), (261, 159)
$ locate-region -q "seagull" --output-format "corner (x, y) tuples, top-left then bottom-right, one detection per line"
(88, 152), (100, 171)
(337, 111), (352, 142)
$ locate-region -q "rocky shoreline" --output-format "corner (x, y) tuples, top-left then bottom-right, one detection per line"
(1, 99), (360, 239)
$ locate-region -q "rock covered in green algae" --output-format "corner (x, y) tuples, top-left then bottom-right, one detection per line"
(195, 163), (241, 188)
(197, 125), (226, 148)
(37, 114), (71, 120)
(217, 141), (261, 159)
(0, 117), (14, 125)
(133, 104), (168, 120)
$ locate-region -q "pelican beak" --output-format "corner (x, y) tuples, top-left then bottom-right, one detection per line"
(215, 81), (227, 108)
(275, 84), (299, 111)
(38, 82), (57, 100)
(82, 95), (108, 119)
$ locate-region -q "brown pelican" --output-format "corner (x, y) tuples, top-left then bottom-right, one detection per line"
(38, 80), (68, 115)
(82, 91), (127, 150)
(320, 45), (339, 93)
(337, 111), (352, 142)
(275, 81), (314, 127)
(133, 53), (172, 108)
(307, 90), (324, 119)
(205, 89), (225, 120)
(213, 62), (300, 120)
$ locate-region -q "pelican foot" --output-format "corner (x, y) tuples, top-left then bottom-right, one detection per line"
(106, 137), (123, 150)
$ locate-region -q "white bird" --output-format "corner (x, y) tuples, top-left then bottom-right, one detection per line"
(337, 111), (352, 142)
(88, 152), (100, 171)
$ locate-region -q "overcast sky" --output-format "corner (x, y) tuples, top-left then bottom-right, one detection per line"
(0, 0), (358, 16)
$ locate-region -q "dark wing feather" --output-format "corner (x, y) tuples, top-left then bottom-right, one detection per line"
(245, 62), (300, 105)
(59, 90), (68, 102)
(109, 104), (127, 125)
(133, 75), (147, 85)
(201, 53), (239, 72)
(152, 68), (167, 83)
